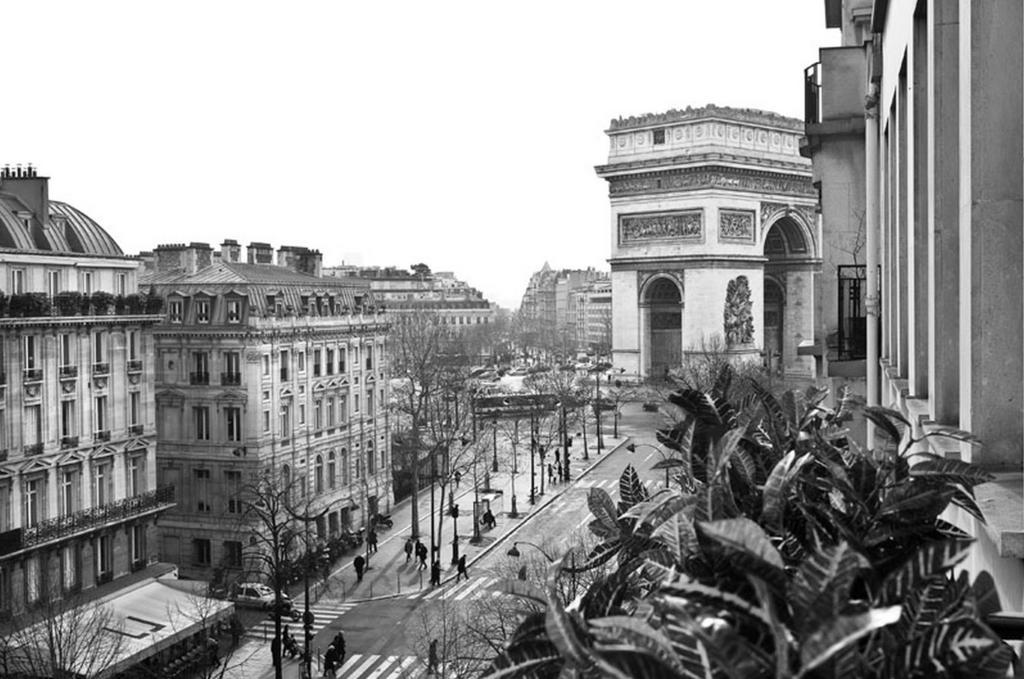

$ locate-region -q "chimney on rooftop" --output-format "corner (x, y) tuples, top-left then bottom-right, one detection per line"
(0, 164), (48, 229)
(247, 242), (274, 264)
(154, 242), (214, 275)
(221, 239), (242, 263)
(277, 245), (323, 277)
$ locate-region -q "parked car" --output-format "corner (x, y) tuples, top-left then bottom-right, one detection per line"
(233, 582), (291, 611)
(507, 366), (530, 377)
(642, 401), (660, 412)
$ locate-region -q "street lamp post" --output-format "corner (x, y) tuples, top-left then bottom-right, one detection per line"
(529, 409), (536, 506)
(626, 442), (672, 487)
(594, 368), (603, 453)
(509, 420), (519, 518)
(491, 417), (499, 473)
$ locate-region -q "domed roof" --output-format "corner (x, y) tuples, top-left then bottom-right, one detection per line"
(0, 197), (124, 256)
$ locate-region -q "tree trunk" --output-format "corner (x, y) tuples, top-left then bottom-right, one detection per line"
(410, 422), (421, 538)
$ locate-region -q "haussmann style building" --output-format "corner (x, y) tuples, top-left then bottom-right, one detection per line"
(142, 241), (392, 584)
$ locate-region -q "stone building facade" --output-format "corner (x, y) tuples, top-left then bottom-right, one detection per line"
(596, 106), (827, 380)
(0, 166), (169, 618)
(806, 0), (1024, 612)
(144, 242), (391, 582)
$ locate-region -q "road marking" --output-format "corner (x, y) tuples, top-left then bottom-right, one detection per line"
(348, 653), (381, 677)
(452, 576), (489, 600)
(246, 603), (357, 639)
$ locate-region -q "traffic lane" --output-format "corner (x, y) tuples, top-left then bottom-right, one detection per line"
(315, 598), (420, 657)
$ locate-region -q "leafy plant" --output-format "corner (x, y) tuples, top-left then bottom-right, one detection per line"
(483, 367), (1010, 678)
(90, 291), (114, 315)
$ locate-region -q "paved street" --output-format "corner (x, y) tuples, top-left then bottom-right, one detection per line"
(218, 400), (666, 678)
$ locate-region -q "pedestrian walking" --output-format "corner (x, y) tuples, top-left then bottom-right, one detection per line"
(367, 529), (378, 554)
(404, 538), (414, 564)
(430, 559), (441, 587)
(454, 470), (461, 487)
(416, 540), (428, 569)
(428, 638), (439, 675)
(548, 463), (555, 484)
(331, 630), (346, 667)
(323, 644), (338, 679)
(456, 554), (468, 582)
(271, 635), (282, 670)
(482, 509), (495, 530)
(354, 554), (365, 582)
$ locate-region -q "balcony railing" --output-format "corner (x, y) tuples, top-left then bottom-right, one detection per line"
(24, 442), (44, 456)
(23, 368), (42, 383)
(92, 362), (110, 376)
(189, 371), (210, 385)
(59, 365), (78, 379)
(129, 424), (144, 436)
(127, 359), (143, 373)
(94, 429), (111, 442)
(804, 62), (821, 125)
(61, 435), (79, 449)
(220, 372), (241, 386)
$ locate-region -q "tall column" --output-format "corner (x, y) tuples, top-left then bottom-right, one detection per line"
(958, 0), (1024, 466)
(909, 10), (930, 398)
(927, 0), (960, 424)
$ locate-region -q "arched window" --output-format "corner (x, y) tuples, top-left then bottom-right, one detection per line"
(341, 448), (350, 485)
(328, 450), (336, 489)
(315, 455), (324, 494)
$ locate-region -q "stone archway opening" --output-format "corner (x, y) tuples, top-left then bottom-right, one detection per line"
(644, 277), (682, 378)
(763, 216), (813, 375)
(763, 277), (785, 374)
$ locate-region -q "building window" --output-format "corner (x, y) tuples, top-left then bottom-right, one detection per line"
(47, 270), (60, 298)
(24, 335), (38, 371)
(11, 269), (24, 295)
(195, 468), (211, 512)
(93, 331), (106, 365)
(313, 349), (321, 376)
(59, 333), (74, 368)
(82, 271), (93, 295)
(279, 401), (291, 435)
(225, 470), (242, 513)
(226, 299), (241, 323)
(0, 482), (10, 533)
(195, 299), (210, 323)
(327, 397), (336, 427)
(191, 352), (209, 384)
(314, 399), (323, 430)
(653, 128), (666, 145)
(341, 449), (350, 485)
(340, 395), (348, 423)
(354, 394), (360, 414)
(340, 348), (347, 373)
(97, 534), (113, 577)
(169, 300), (183, 323)
(328, 450), (336, 489)
(298, 351), (306, 373)
(367, 443), (376, 475)
(61, 399), (76, 438)
(58, 469), (79, 517)
(225, 407), (242, 442)
(263, 410), (271, 433)
(367, 390), (374, 417)
(24, 477), (43, 526)
(315, 455), (324, 493)
(194, 406), (210, 440)
(129, 455), (145, 496)
(128, 330), (139, 361)
(94, 461), (113, 506)
(94, 396), (108, 436)
(326, 348), (334, 375)
(131, 524), (146, 563)
(129, 391), (141, 427)
(223, 540), (243, 568)
(117, 273), (127, 297)
(280, 350), (289, 380)
(262, 354), (270, 376)
(193, 538), (211, 566)
(61, 544), (79, 592)
(366, 345), (373, 370)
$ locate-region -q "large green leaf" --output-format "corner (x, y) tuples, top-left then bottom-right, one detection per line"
(564, 539), (622, 574)
(751, 379), (790, 452)
(649, 509), (700, 562)
(588, 487), (621, 537)
(622, 491), (693, 534)
(797, 606), (902, 676)
(761, 451), (811, 532)
(877, 484), (955, 522)
(670, 389), (727, 428)
(661, 581), (774, 629)
(878, 539), (974, 605)
(909, 456), (994, 487)
(863, 406), (909, 444)
(698, 518), (785, 587)
(589, 615), (692, 677)
(894, 618), (1006, 676)
(791, 542), (869, 635)
(659, 605), (771, 679)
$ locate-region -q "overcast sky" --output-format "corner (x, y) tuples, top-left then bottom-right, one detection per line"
(3, 1), (837, 309)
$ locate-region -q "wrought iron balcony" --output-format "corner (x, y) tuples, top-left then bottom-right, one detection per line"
(12, 486), (176, 554)
(24, 442), (44, 456)
(94, 429), (111, 442)
(804, 61), (821, 125)
(92, 362), (110, 376)
(61, 435), (79, 449)
(129, 424), (145, 436)
(220, 372), (242, 386)
(59, 365), (78, 379)
(189, 371), (210, 385)
(127, 359), (143, 373)
(23, 368), (42, 383)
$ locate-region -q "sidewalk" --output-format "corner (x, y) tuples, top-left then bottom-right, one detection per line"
(222, 433), (630, 679)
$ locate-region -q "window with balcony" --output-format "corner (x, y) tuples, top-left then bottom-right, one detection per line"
(92, 331), (109, 375)
(192, 538), (211, 566)
(23, 335), (41, 382)
(127, 331), (141, 373)
(61, 400), (77, 447)
(11, 269), (24, 295)
(94, 461), (113, 506)
(169, 299), (183, 323)
(58, 333), (77, 379)
(81, 271), (93, 295)
(23, 477), (43, 526)
(365, 346), (373, 370)
(223, 351), (241, 385)
(191, 352), (210, 385)
(298, 403), (306, 426)
(47, 270), (60, 298)
(94, 395), (109, 440)
(195, 298), (211, 324)
(195, 468), (211, 512)
(194, 406), (210, 441)
(60, 469), (80, 516)
(367, 390), (374, 417)
(340, 395), (348, 424)
(116, 273), (127, 297)
(223, 540), (242, 568)
(354, 394), (360, 414)
(225, 406), (242, 442)
(226, 299), (241, 323)
(129, 455), (145, 496)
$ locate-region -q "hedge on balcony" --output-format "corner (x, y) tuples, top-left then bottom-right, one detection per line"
(0, 292), (164, 319)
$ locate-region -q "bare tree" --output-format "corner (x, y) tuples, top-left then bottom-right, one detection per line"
(0, 584), (126, 679)
(161, 583), (240, 679)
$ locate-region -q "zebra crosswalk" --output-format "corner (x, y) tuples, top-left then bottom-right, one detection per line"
(574, 477), (618, 490)
(335, 653), (425, 678)
(409, 576), (506, 602)
(246, 602), (358, 639)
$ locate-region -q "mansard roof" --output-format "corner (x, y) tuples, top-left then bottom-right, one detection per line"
(0, 196), (125, 256)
